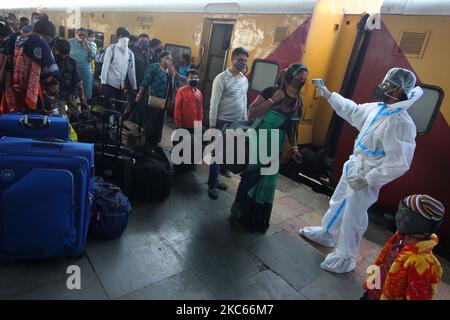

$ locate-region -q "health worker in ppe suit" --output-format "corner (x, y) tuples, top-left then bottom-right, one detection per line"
(300, 68), (423, 273)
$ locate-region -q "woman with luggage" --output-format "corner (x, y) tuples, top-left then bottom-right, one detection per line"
(230, 64), (307, 233)
(134, 51), (177, 146)
(1, 16), (59, 114)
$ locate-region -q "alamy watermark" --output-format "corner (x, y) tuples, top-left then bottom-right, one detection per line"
(170, 122), (280, 176)
(66, 265), (81, 290)
(366, 265), (381, 290)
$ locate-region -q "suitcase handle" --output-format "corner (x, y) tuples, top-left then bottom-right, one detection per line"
(20, 114), (50, 129)
(31, 137), (67, 149)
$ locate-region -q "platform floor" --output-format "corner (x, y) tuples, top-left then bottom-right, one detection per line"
(1, 125), (449, 300)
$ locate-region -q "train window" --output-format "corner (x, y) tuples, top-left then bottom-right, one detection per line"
(249, 59), (280, 92)
(94, 32), (104, 48)
(68, 28), (75, 39)
(407, 84), (444, 135)
(58, 26), (65, 38)
(164, 44), (192, 70)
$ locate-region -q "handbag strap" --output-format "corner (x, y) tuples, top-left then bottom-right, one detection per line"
(162, 72), (173, 111)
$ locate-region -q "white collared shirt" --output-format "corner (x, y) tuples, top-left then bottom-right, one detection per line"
(100, 44), (137, 90)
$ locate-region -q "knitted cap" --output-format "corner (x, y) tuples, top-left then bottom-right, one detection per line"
(403, 195), (445, 221)
(396, 194), (445, 235)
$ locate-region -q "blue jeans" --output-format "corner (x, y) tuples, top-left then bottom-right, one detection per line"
(208, 119), (231, 189)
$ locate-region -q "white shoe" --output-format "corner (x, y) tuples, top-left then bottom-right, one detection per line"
(320, 252), (356, 273)
(299, 226), (335, 248)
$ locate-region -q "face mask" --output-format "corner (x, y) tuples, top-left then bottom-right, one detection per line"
(290, 78), (305, 91)
(138, 40), (149, 50)
(235, 61), (247, 72)
(32, 19), (39, 24)
(88, 37), (95, 42)
(189, 79), (199, 88)
(118, 37), (129, 48)
(372, 85), (400, 102)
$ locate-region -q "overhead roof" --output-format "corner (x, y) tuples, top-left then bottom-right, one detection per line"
(1, 0), (318, 14)
(381, 0), (450, 16)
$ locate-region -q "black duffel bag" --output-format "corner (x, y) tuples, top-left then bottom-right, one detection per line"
(132, 145), (174, 202)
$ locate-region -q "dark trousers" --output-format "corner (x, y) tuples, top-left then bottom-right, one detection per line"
(207, 119), (231, 189)
(103, 84), (125, 101)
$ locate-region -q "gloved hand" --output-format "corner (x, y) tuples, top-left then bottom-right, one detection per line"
(316, 85), (331, 99)
(347, 176), (368, 191)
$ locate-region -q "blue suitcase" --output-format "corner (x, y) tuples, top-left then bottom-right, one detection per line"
(0, 113), (70, 140)
(0, 137), (95, 261)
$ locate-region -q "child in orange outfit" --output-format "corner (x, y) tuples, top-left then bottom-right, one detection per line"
(363, 194), (444, 300)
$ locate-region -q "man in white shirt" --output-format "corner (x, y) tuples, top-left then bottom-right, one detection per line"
(100, 27), (137, 100)
(208, 47), (249, 200)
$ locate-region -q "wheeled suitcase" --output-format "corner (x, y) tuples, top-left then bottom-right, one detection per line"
(0, 136), (95, 261)
(94, 144), (134, 196)
(0, 113), (70, 140)
(132, 145), (173, 202)
(92, 101), (135, 196)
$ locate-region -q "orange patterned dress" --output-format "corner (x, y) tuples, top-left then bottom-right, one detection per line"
(365, 232), (443, 300)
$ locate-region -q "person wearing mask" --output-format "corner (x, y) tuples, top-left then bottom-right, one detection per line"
(53, 38), (87, 110)
(1, 16), (59, 114)
(19, 17), (30, 31)
(149, 38), (163, 65)
(100, 27), (137, 100)
(173, 69), (203, 171)
(21, 12), (41, 34)
(207, 47), (249, 200)
(31, 12), (40, 24)
(134, 51), (176, 146)
(230, 64), (306, 232)
(69, 28), (94, 102)
(300, 68), (423, 274)
(131, 33), (151, 88)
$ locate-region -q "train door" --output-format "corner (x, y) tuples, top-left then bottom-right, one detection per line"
(200, 21), (234, 125)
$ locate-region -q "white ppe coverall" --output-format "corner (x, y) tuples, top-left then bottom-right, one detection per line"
(301, 86), (423, 273)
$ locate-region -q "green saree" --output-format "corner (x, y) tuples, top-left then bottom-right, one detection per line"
(230, 110), (287, 232)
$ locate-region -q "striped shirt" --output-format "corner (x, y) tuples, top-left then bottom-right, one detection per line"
(209, 69), (248, 127)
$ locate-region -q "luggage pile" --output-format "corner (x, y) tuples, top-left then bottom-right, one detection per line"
(73, 98), (174, 203)
(0, 97), (174, 261)
(0, 112), (96, 261)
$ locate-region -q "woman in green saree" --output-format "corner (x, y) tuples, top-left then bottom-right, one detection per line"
(230, 64), (308, 232)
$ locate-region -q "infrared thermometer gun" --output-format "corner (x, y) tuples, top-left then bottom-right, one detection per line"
(312, 78), (325, 97)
